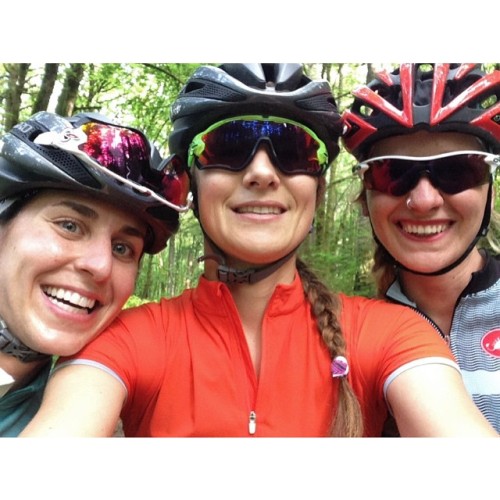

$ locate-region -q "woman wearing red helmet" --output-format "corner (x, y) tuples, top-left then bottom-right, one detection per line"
(343, 63), (500, 434)
(22, 64), (496, 437)
(0, 111), (189, 436)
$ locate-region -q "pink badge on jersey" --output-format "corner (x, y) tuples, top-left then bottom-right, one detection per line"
(481, 329), (500, 358)
(331, 356), (349, 378)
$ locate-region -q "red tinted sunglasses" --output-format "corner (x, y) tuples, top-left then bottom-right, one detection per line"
(355, 151), (499, 196)
(35, 121), (191, 212)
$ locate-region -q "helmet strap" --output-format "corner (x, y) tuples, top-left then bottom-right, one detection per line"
(0, 317), (51, 363)
(191, 178), (300, 285)
(198, 248), (297, 285)
(372, 182), (493, 277)
(392, 234), (481, 276)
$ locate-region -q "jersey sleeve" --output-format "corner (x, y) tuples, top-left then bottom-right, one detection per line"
(340, 294), (457, 405)
(56, 301), (168, 404)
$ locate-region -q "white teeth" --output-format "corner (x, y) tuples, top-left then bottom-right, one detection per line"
(42, 286), (96, 311)
(402, 223), (448, 235)
(237, 206), (282, 215)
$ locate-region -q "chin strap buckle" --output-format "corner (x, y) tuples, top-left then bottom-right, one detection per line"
(198, 248), (297, 285)
(217, 265), (254, 284)
(198, 254), (253, 284)
(0, 318), (51, 363)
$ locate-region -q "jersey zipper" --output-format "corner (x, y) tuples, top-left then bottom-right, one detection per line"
(387, 288), (450, 344)
(410, 306), (450, 345)
(248, 411), (257, 435)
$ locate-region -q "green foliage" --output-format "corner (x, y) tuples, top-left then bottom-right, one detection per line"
(134, 210), (204, 301)
(0, 62), (390, 302)
(2, 62), (497, 304)
(124, 295), (150, 309)
(73, 63), (202, 153)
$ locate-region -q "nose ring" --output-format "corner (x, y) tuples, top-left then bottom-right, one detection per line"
(406, 197), (413, 209)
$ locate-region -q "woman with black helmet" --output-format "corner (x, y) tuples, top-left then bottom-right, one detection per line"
(22, 64), (496, 437)
(343, 63), (500, 434)
(0, 111), (190, 436)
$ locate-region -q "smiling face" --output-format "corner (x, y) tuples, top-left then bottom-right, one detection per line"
(0, 190), (147, 356)
(195, 146), (319, 274)
(364, 130), (490, 274)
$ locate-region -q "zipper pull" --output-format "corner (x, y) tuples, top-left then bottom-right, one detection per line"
(248, 411), (257, 435)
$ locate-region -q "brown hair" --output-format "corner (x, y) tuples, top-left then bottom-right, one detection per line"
(192, 167), (364, 436)
(0, 190), (39, 225)
(296, 258), (364, 437)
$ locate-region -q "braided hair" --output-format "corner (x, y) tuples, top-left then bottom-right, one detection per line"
(296, 258), (364, 437)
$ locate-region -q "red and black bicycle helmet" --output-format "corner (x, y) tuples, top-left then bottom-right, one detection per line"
(343, 64), (500, 276)
(343, 63), (500, 161)
(0, 111), (187, 253)
(169, 63), (343, 166)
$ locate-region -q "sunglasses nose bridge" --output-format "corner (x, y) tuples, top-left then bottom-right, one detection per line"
(419, 167), (432, 180)
(392, 164), (432, 196)
(250, 136), (279, 167)
(405, 163), (432, 187)
(405, 167), (433, 192)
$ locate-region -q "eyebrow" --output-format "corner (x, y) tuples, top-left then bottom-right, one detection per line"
(54, 200), (97, 218)
(53, 200), (146, 239)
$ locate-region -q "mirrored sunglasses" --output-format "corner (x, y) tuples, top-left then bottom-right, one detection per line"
(354, 151), (500, 196)
(35, 122), (191, 212)
(188, 115), (329, 176)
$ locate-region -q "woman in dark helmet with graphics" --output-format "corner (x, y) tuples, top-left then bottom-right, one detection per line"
(343, 63), (500, 434)
(0, 111), (190, 436)
(23, 64), (496, 437)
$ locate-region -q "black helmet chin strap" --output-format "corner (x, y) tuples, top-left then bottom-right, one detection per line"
(373, 183), (493, 277)
(191, 182), (300, 285)
(0, 317), (51, 363)
(381, 233), (482, 277)
(197, 222), (298, 285)
(198, 247), (297, 284)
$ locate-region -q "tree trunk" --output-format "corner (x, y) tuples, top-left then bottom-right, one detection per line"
(366, 63), (377, 84)
(55, 63), (85, 117)
(3, 63), (30, 131)
(32, 63), (60, 113)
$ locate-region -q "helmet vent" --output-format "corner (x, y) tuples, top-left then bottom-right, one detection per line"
(184, 81), (245, 103)
(478, 93), (498, 110)
(32, 144), (101, 189)
(359, 104), (374, 117)
(297, 95), (338, 113)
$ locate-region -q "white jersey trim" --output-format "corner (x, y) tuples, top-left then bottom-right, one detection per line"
(383, 357), (460, 413)
(53, 359), (128, 396)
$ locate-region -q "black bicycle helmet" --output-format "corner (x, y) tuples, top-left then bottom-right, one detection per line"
(0, 111), (188, 254)
(169, 63), (343, 166)
(168, 63), (341, 285)
(343, 63), (500, 161)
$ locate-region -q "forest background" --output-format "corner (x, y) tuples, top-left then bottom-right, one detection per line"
(1, 62), (499, 306)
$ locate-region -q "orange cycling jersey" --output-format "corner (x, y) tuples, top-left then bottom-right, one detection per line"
(59, 274), (456, 437)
